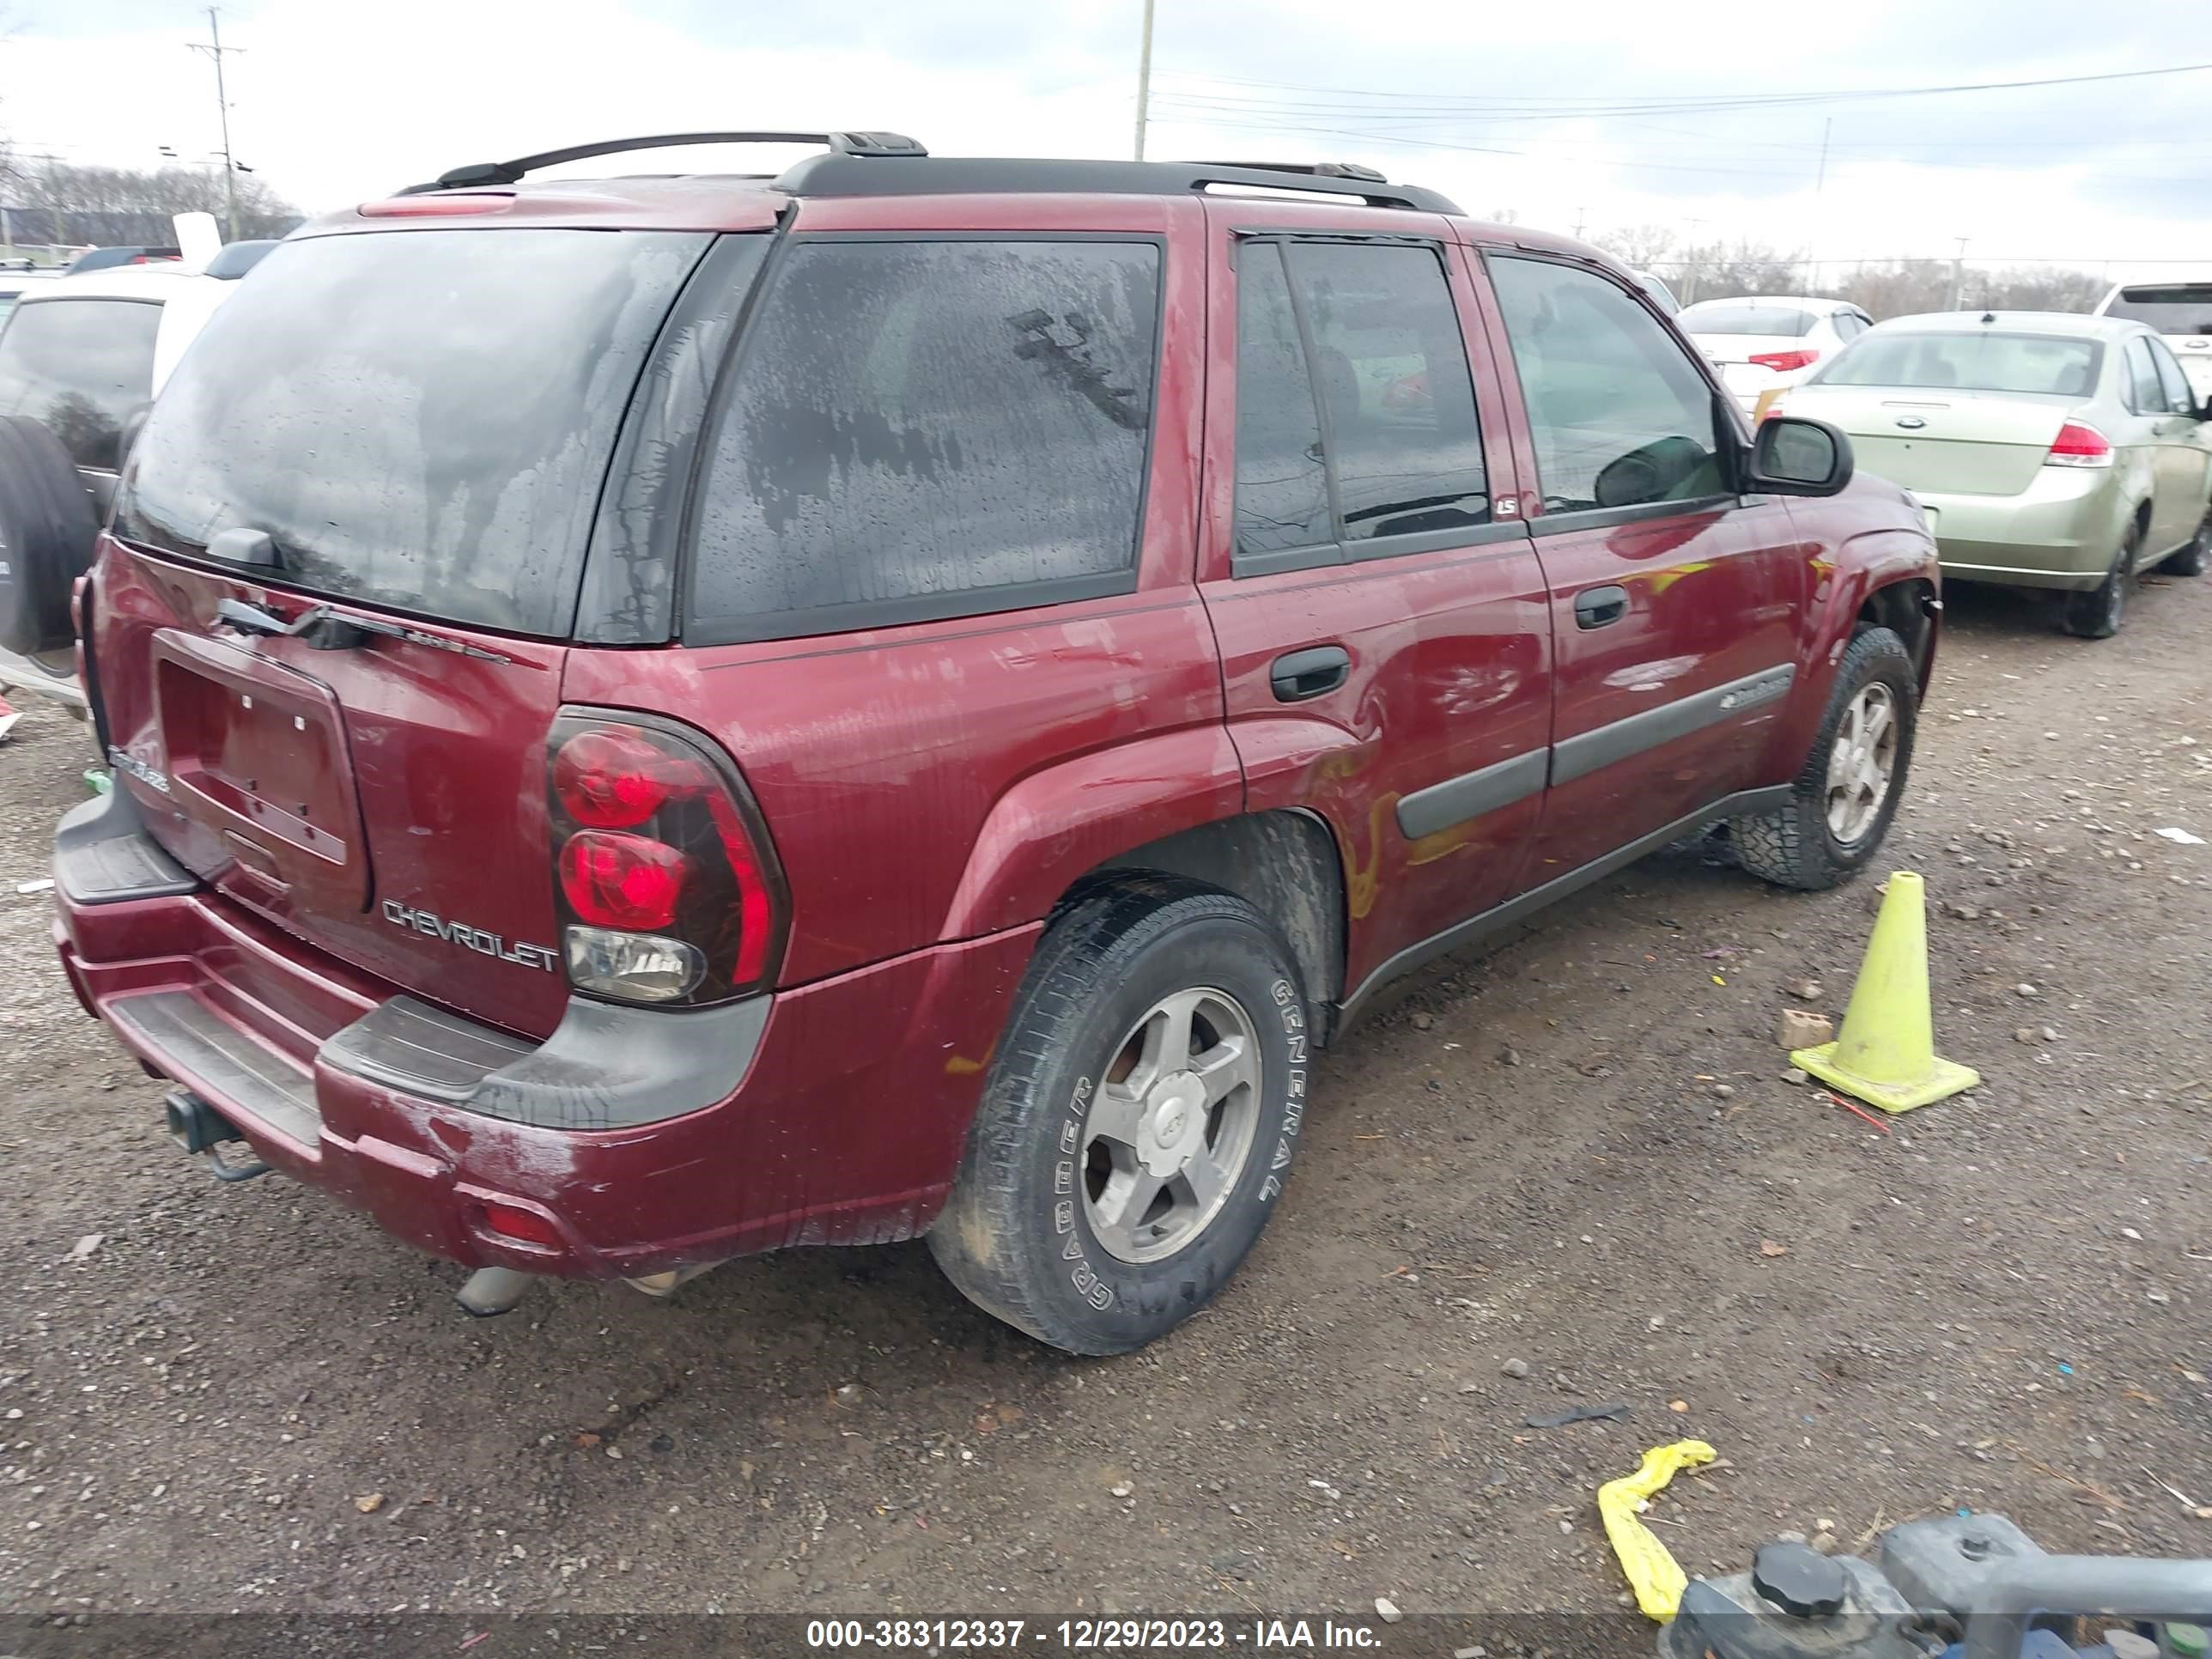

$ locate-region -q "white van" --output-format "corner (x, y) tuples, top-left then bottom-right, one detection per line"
(2095, 281), (2212, 400)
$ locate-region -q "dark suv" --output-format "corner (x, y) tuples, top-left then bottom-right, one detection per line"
(45, 133), (1941, 1354)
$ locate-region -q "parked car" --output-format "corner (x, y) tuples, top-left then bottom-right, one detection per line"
(1680, 295), (1874, 412)
(0, 268), (58, 325)
(2094, 280), (2212, 402)
(43, 132), (1939, 1355)
(1768, 312), (2209, 637)
(62, 245), (182, 275)
(0, 244), (280, 658)
(1632, 269), (1680, 315)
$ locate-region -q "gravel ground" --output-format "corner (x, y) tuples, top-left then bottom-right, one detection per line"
(1, 574), (2207, 1645)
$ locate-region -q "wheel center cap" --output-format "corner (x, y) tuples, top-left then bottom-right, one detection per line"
(1138, 1073), (1207, 1177)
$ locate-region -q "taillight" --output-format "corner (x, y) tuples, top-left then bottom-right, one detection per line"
(559, 833), (689, 930)
(545, 713), (788, 1006)
(2045, 420), (2113, 468)
(1749, 349), (1819, 374)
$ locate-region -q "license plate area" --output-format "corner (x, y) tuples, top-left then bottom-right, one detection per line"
(150, 629), (371, 911)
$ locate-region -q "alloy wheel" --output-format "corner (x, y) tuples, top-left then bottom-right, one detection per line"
(1825, 683), (1899, 845)
(1081, 988), (1262, 1263)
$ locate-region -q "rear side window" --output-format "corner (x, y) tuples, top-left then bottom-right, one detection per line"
(1489, 257), (1723, 514)
(1232, 245), (1332, 556)
(117, 228), (709, 636)
(1678, 302), (1817, 338)
(688, 238), (1161, 641)
(0, 298), (161, 471)
(1818, 331), (2102, 398)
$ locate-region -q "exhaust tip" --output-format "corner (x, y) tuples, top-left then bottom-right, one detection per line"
(456, 1266), (538, 1318)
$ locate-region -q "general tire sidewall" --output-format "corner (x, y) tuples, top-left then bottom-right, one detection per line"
(1015, 914), (1307, 1352)
(1813, 633), (1918, 873)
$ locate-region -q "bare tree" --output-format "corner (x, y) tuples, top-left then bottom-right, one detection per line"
(20, 159), (301, 246)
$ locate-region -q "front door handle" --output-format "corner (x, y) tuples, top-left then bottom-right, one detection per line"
(1574, 585), (1630, 629)
(1270, 645), (1351, 702)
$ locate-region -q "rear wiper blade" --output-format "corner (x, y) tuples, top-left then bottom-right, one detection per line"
(214, 596), (511, 665)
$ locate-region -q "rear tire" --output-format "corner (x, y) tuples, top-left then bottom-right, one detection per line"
(929, 879), (1311, 1355)
(1731, 625), (1917, 892)
(2163, 509), (2208, 577)
(2063, 522), (2140, 638)
(0, 416), (99, 656)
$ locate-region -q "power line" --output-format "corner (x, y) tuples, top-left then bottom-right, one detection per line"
(1150, 58), (2212, 113)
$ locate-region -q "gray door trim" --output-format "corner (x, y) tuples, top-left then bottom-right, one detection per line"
(1550, 663), (1796, 787)
(1395, 748), (1548, 839)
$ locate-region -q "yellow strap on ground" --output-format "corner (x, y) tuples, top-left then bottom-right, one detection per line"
(1597, 1439), (1717, 1621)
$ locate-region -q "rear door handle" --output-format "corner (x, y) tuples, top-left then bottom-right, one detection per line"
(1270, 645), (1351, 702)
(1574, 585), (1629, 629)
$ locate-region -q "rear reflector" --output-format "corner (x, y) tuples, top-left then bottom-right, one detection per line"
(478, 1202), (562, 1248)
(1748, 349), (1819, 374)
(2045, 420), (2113, 468)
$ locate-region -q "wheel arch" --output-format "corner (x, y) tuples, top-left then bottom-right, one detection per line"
(1063, 809), (1348, 1043)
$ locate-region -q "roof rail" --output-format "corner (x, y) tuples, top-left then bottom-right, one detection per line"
(394, 131), (927, 195)
(770, 155), (1459, 212)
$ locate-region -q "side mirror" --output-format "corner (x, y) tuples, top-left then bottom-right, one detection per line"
(1747, 416), (1854, 497)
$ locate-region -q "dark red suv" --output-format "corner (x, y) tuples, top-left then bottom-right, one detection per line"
(44, 133), (1941, 1353)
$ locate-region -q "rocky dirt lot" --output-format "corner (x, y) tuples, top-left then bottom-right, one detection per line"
(1, 575), (2207, 1650)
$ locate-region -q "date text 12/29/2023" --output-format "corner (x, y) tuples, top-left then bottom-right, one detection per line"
(804, 1618), (1384, 1650)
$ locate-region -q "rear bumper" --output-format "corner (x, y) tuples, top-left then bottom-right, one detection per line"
(1914, 467), (2126, 591)
(53, 795), (1036, 1279)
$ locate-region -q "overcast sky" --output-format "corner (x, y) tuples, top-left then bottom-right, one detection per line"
(8, 0), (2210, 283)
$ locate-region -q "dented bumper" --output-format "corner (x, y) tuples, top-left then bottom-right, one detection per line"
(53, 793), (1038, 1278)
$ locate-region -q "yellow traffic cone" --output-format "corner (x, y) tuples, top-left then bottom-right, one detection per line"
(1791, 871), (1979, 1114)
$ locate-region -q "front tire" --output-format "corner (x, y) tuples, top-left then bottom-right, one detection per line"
(1731, 625), (1917, 892)
(929, 880), (1311, 1355)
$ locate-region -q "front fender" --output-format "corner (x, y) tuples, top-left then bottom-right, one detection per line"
(938, 726), (1245, 940)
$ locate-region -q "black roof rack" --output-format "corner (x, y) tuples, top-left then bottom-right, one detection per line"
(393, 131), (927, 195)
(769, 154), (1458, 213)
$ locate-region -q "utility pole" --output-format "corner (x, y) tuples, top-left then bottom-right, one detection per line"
(1945, 236), (1969, 312)
(186, 7), (244, 241)
(1814, 117), (1831, 194)
(1132, 0), (1156, 161)
(1571, 205), (1587, 239)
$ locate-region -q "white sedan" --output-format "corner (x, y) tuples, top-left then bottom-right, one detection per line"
(1680, 295), (1874, 412)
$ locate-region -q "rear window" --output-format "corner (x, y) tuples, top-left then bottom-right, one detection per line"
(2101, 284), (2212, 336)
(116, 227), (709, 636)
(1678, 303), (1816, 338)
(687, 238), (1161, 641)
(0, 297), (161, 470)
(1814, 331), (2102, 397)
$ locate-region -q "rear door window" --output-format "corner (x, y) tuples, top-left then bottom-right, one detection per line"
(1289, 241), (1489, 545)
(0, 297), (161, 471)
(116, 228), (709, 637)
(2148, 338), (2198, 414)
(2125, 338), (2166, 413)
(1488, 257), (1724, 514)
(687, 238), (1162, 641)
(1231, 239), (1490, 571)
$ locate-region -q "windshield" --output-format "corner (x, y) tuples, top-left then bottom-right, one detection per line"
(2101, 285), (2212, 336)
(1679, 303), (1816, 337)
(0, 297), (162, 470)
(116, 227), (710, 636)
(1815, 331), (2102, 397)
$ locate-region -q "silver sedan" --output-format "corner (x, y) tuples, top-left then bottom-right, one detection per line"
(1769, 311), (2212, 637)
